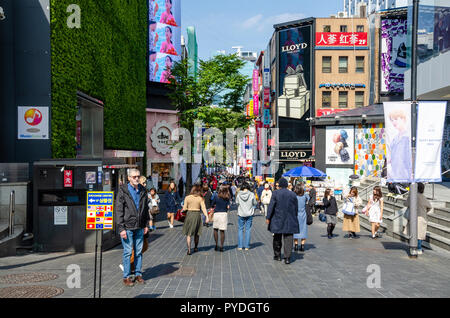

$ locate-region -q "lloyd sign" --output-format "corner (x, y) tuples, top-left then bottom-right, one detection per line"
(281, 42), (308, 53)
(280, 150), (312, 161)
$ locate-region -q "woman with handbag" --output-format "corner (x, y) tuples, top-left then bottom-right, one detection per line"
(148, 188), (160, 231)
(293, 185), (310, 252)
(202, 183), (213, 227)
(323, 188), (338, 239)
(164, 182), (181, 229)
(260, 182), (272, 217)
(211, 185), (231, 252)
(364, 186), (384, 239)
(182, 184), (209, 255)
(342, 187), (363, 239)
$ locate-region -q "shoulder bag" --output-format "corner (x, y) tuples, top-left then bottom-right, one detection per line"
(174, 209), (186, 222)
(342, 197), (356, 216)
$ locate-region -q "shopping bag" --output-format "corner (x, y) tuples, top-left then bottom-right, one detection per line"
(342, 198), (356, 216)
(174, 209), (186, 222)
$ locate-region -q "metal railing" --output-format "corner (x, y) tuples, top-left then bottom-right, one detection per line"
(431, 169), (450, 200)
(9, 190), (15, 236)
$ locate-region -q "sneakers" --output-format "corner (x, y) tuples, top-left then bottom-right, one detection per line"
(119, 264), (124, 272)
(237, 248), (243, 251)
(244, 248), (249, 251)
(417, 249), (423, 255)
(169, 224), (174, 229)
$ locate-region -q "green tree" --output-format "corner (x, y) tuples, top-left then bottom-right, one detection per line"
(167, 54), (252, 191)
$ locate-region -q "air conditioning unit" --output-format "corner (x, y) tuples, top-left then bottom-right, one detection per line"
(337, 11), (347, 18)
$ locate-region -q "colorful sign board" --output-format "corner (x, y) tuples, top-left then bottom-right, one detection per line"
(149, 0), (181, 83)
(253, 95), (259, 115)
(17, 106), (49, 139)
(315, 32), (368, 47)
(252, 69), (259, 93)
(86, 192), (114, 230)
(316, 108), (347, 117)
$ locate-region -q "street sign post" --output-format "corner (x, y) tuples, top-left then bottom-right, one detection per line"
(86, 191), (114, 298)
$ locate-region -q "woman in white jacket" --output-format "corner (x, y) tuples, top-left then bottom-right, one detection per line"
(260, 183), (272, 217)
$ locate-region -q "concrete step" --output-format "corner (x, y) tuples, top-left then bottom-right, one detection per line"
(434, 206), (450, 219)
(428, 213), (450, 229)
(0, 225), (24, 257)
(0, 222), (8, 241)
(427, 221), (450, 240)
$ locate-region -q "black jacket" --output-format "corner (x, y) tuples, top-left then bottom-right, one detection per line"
(116, 184), (150, 233)
(267, 188), (299, 234)
(203, 189), (213, 209)
(323, 196), (338, 216)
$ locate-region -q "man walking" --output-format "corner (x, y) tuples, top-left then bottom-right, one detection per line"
(116, 168), (150, 287)
(266, 178), (299, 264)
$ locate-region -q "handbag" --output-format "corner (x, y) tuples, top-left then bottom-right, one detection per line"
(342, 198), (356, 216)
(174, 209), (186, 222)
(150, 206), (160, 215)
(306, 202), (313, 225)
(319, 212), (327, 222)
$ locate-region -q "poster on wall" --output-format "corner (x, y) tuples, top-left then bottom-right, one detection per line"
(17, 106), (49, 140)
(380, 17), (407, 94)
(149, 0), (181, 83)
(415, 101), (447, 182)
(326, 126), (354, 165)
(278, 25), (311, 120)
(326, 168), (354, 188)
(383, 102), (412, 183)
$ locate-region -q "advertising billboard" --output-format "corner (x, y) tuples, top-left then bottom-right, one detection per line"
(278, 25), (312, 120)
(325, 126), (354, 165)
(149, 0), (181, 83)
(18, 106), (49, 139)
(380, 17), (407, 94)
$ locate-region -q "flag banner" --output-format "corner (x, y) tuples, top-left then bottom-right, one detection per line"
(383, 102), (413, 183)
(415, 101), (447, 182)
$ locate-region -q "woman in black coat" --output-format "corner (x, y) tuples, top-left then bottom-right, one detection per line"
(266, 178), (299, 264)
(322, 188), (338, 239)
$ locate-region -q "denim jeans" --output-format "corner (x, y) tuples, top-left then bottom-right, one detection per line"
(121, 228), (144, 279)
(238, 216), (253, 249)
(418, 239), (423, 250)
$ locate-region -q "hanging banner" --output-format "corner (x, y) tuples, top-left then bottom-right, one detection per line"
(415, 101), (447, 182)
(383, 102), (412, 183)
(253, 95), (259, 115)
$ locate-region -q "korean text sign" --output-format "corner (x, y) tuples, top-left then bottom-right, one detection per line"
(86, 192), (114, 230)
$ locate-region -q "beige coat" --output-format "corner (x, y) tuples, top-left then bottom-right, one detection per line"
(342, 195), (363, 233)
(403, 193), (432, 240)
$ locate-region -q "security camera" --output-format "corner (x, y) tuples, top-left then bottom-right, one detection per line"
(0, 7), (5, 21)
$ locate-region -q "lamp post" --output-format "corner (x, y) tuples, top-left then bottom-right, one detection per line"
(409, 0), (420, 259)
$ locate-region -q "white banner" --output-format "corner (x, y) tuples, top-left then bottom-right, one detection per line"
(415, 101), (447, 182)
(383, 102), (412, 183)
(325, 126), (354, 165)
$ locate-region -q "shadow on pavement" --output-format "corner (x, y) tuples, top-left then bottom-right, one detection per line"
(142, 262), (180, 280)
(303, 244), (316, 251)
(381, 242), (409, 255)
(148, 233), (164, 244)
(135, 294), (162, 298)
(0, 253), (78, 270)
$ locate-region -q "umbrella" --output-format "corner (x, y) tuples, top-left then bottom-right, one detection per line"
(282, 166), (326, 178)
(349, 174), (360, 180)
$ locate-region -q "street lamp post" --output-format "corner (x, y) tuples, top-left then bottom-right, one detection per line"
(409, 0), (420, 259)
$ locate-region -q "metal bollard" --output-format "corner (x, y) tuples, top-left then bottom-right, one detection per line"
(9, 190), (15, 236)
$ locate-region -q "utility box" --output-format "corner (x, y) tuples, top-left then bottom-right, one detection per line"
(33, 159), (123, 252)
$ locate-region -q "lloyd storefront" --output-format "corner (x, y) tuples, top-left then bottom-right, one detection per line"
(275, 149), (314, 179)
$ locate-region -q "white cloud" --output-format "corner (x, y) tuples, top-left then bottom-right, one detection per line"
(242, 14), (264, 29)
(268, 12), (307, 25)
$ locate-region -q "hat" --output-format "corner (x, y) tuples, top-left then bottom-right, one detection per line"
(278, 178), (288, 188)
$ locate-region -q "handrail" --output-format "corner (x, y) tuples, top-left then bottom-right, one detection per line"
(9, 190), (15, 236)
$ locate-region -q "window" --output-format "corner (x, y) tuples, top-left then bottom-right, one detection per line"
(357, 25), (364, 32)
(323, 25), (331, 32)
(322, 91), (331, 107)
(339, 56), (348, 73)
(340, 25), (348, 32)
(322, 56), (332, 73)
(356, 56), (365, 73)
(339, 91), (348, 108)
(355, 91), (364, 107)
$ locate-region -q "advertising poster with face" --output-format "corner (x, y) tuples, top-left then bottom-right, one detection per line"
(380, 17), (407, 94)
(383, 102), (412, 183)
(149, 0), (181, 83)
(326, 126), (354, 165)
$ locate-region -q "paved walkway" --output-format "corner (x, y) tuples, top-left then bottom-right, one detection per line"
(1, 207), (450, 298)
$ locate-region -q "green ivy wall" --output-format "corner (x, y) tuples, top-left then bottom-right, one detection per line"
(50, 0), (148, 158)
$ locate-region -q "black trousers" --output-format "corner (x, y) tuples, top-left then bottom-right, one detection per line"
(273, 234), (294, 259)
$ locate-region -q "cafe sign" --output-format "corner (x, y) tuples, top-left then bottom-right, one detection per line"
(151, 121), (173, 155)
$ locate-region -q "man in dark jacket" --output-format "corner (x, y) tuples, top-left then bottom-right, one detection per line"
(266, 178), (299, 264)
(116, 169), (150, 287)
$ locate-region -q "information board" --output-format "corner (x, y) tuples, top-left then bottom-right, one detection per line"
(86, 192), (114, 230)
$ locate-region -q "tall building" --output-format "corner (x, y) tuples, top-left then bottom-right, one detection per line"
(341, 0), (409, 18)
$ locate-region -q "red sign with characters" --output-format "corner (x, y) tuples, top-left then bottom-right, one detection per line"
(316, 108), (348, 117)
(315, 32), (367, 46)
(64, 170), (73, 188)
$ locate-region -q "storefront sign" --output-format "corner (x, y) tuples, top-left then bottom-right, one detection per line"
(263, 68), (270, 87)
(280, 150), (312, 161)
(316, 108), (347, 117)
(18, 106), (49, 139)
(315, 32), (368, 46)
(319, 83), (366, 89)
(253, 95), (259, 115)
(263, 109), (271, 126)
(263, 88), (270, 109)
(151, 120), (173, 155)
(415, 101), (447, 182)
(326, 126), (354, 165)
(252, 69), (259, 93)
(63, 170), (73, 188)
(86, 192), (114, 230)
(281, 42), (308, 53)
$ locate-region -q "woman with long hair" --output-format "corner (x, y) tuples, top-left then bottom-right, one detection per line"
(160, 55), (173, 83)
(159, 0), (177, 26)
(182, 184), (209, 255)
(293, 185), (309, 252)
(160, 26), (178, 55)
(211, 185), (231, 252)
(323, 188), (338, 239)
(364, 186), (384, 239)
(342, 186), (363, 239)
(164, 181), (181, 229)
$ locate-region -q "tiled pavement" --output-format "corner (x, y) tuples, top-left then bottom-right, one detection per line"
(1, 207), (450, 298)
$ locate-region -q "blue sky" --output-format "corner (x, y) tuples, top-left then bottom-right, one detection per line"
(181, 0), (342, 60)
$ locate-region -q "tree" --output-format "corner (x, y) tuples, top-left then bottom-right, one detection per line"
(167, 54), (252, 192)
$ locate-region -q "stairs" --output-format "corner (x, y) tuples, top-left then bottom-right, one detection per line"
(0, 221), (25, 257)
(337, 177), (450, 253)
